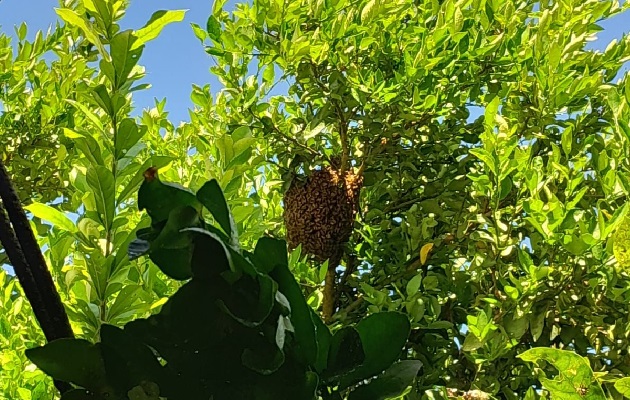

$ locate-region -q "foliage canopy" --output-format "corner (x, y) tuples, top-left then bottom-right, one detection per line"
(1, 0), (630, 398)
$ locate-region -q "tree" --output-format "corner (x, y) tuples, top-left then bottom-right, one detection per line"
(1, 0), (630, 398)
(197, 0), (630, 397)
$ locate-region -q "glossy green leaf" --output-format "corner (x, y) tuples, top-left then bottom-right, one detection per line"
(270, 253), (318, 367)
(518, 348), (607, 399)
(138, 170), (201, 224)
(115, 118), (145, 160)
(25, 339), (108, 392)
(206, 15), (222, 42)
(339, 312), (411, 389)
(324, 326), (365, 381)
(25, 203), (77, 233)
(110, 30), (142, 89)
(347, 360), (422, 400)
(86, 166), (116, 232)
(254, 236), (289, 274)
(131, 10), (187, 50)
(196, 179), (237, 243)
(54, 8), (109, 60)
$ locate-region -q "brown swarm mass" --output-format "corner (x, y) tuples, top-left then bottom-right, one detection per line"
(283, 166), (363, 262)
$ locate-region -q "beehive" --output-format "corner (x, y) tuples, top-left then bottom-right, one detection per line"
(283, 166), (363, 262)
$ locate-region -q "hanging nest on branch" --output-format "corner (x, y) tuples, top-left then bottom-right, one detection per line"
(283, 165), (363, 264)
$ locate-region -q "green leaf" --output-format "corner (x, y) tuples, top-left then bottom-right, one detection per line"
(518, 348), (607, 399)
(196, 179), (237, 244)
(184, 227), (233, 280)
(311, 309), (331, 374)
(614, 377), (630, 396)
(110, 30), (142, 89)
(561, 125), (573, 156)
(86, 166), (116, 232)
(107, 285), (145, 321)
(138, 169), (201, 224)
(220, 274), (277, 327)
(25, 203), (77, 233)
(206, 15), (222, 42)
(484, 95), (501, 133)
(84, 0), (113, 33)
(100, 324), (165, 392)
(339, 312), (411, 389)
(269, 253), (318, 367)
(55, 8), (110, 60)
(348, 360), (422, 400)
(191, 23), (208, 43)
(360, 0), (378, 23)
(324, 326), (365, 381)
(254, 237), (289, 274)
(143, 206), (202, 280)
(406, 274), (422, 296)
(132, 10), (187, 50)
(117, 156), (172, 205)
(65, 99), (104, 132)
(212, 0), (228, 15)
(115, 118), (145, 160)
(25, 339), (108, 392)
(91, 84), (114, 116)
(63, 128), (105, 167)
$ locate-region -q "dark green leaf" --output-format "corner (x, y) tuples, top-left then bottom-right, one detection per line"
(269, 253), (318, 367)
(138, 170), (201, 224)
(339, 312), (411, 389)
(254, 236), (288, 274)
(324, 327), (365, 381)
(206, 15), (222, 42)
(311, 309), (331, 374)
(25, 339), (108, 392)
(348, 360), (422, 400)
(117, 156), (172, 205)
(196, 179), (237, 244)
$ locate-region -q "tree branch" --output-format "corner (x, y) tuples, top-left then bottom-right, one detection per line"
(0, 159), (74, 342)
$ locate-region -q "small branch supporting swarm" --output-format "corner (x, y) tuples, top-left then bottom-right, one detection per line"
(322, 253), (342, 322)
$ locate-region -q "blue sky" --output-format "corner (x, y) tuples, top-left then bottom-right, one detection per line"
(0, 0), (628, 124)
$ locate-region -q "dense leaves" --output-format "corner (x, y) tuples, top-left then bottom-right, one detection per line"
(1, 0), (630, 398)
(26, 174), (413, 400)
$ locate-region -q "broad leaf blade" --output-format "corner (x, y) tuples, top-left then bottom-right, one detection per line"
(132, 10), (187, 50)
(26, 339), (108, 392)
(339, 312), (411, 389)
(25, 203), (77, 233)
(348, 360), (422, 400)
(196, 179), (237, 244)
(86, 166), (115, 232)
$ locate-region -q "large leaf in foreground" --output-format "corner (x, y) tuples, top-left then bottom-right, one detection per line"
(339, 312), (411, 389)
(26, 339), (109, 394)
(348, 360), (422, 400)
(518, 348), (606, 399)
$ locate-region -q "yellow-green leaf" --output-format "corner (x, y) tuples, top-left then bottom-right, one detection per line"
(131, 10), (187, 50)
(55, 8), (110, 61)
(25, 203), (77, 233)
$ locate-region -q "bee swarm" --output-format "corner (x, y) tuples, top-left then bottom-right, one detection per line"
(283, 166), (363, 263)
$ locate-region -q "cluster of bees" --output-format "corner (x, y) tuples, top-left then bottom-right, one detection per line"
(283, 166), (363, 263)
